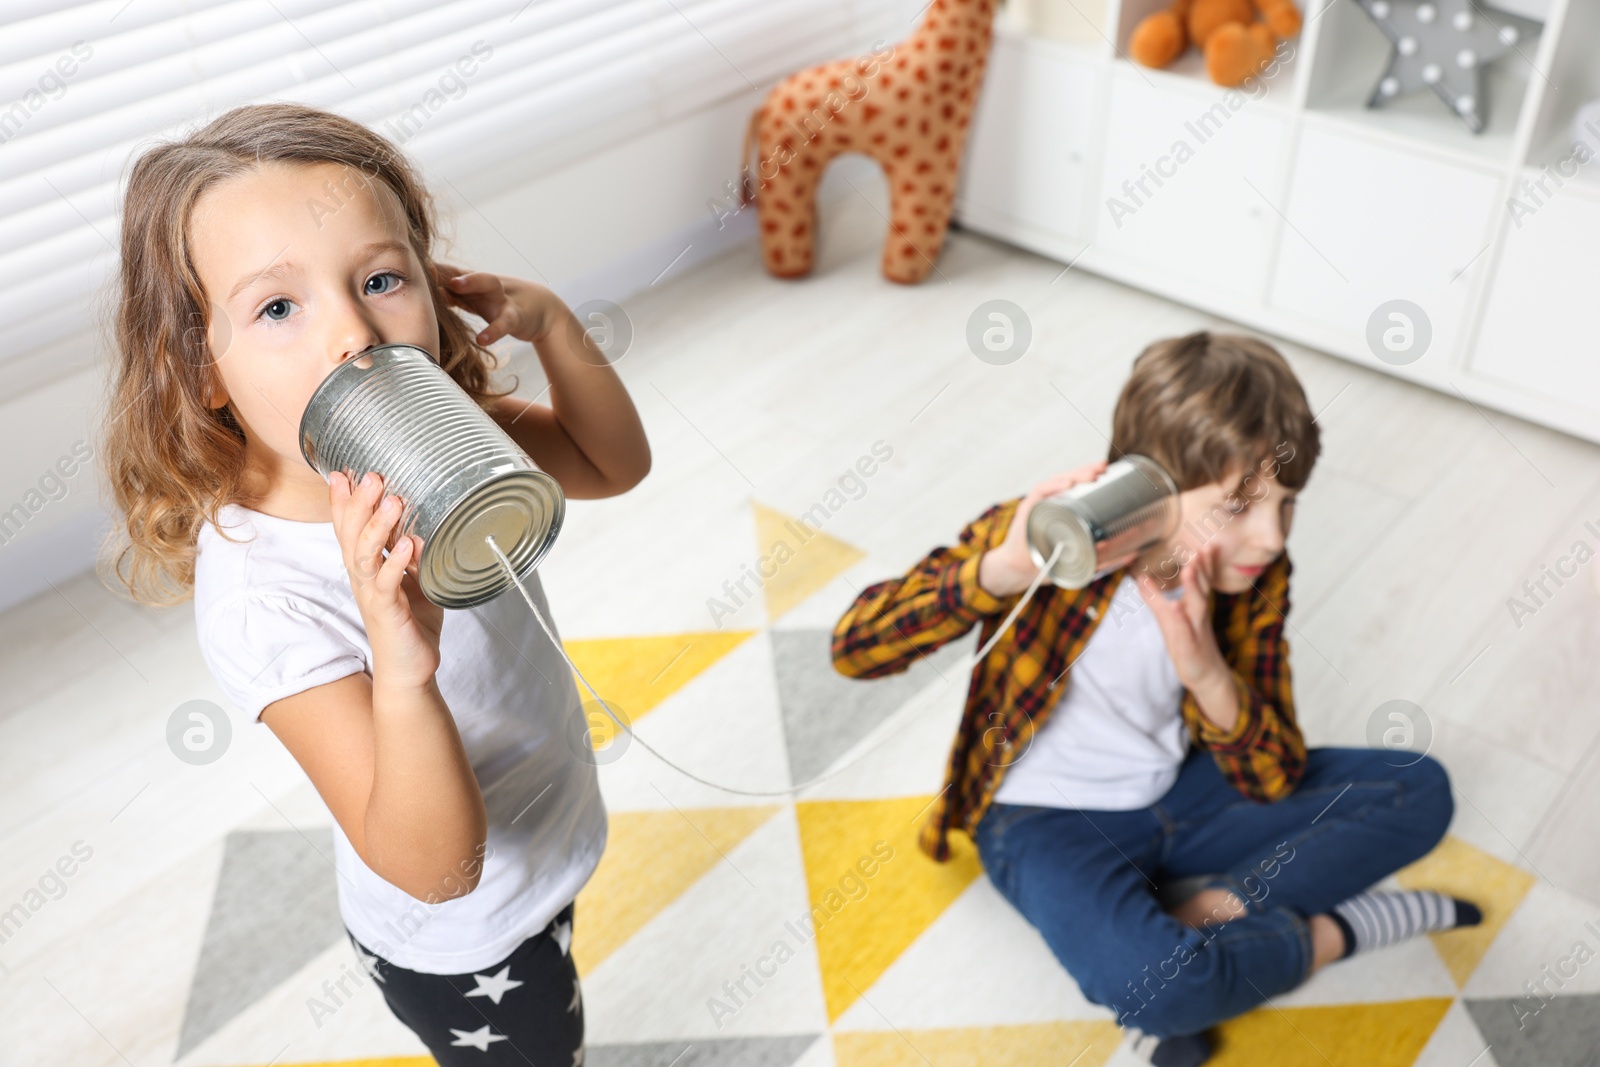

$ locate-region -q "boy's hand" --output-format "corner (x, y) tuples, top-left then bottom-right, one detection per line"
(434, 261), (556, 346)
(1135, 541), (1234, 695)
(978, 461), (1109, 597)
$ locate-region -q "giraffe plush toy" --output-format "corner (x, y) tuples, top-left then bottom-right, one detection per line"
(742, 0), (999, 284)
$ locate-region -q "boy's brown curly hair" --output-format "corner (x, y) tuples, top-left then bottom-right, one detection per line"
(1109, 330), (1320, 497)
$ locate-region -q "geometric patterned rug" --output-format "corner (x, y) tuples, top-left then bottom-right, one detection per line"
(173, 502), (1600, 1067)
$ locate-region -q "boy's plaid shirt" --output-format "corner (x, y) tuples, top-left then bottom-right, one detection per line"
(830, 495), (1307, 862)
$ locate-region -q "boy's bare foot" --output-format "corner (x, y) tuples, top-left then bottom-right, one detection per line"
(1166, 889), (1349, 976)
(1308, 913), (1346, 973)
(1169, 887), (1248, 929)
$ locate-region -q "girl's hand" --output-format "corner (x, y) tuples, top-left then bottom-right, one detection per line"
(978, 460), (1109, 597)
(1135, 541), (1233, 692)
(434, 261), (555, 346)
(330, 470), (444, 691)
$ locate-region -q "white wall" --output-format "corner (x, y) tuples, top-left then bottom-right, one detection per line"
(0, 89), (769, 614)
(0, 0), (930, 615)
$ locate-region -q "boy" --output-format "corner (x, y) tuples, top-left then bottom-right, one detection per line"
(830, 331), (1479, 1066)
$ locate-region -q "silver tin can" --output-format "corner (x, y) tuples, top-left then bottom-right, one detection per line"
(1026, 454), (1179, 588)
(299, 343), (565, 609)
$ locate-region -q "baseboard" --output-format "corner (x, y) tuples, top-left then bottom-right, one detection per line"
(551, 204), (759, 311)
(0, 505), (115, 615)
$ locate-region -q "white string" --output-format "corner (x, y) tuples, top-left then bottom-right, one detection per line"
(484, 534), (1066, 798)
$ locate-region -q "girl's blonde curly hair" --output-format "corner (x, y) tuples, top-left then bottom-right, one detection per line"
(99, 102), (511, 607)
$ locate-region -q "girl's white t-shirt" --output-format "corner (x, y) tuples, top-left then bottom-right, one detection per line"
(192, 502), (607, 975)
(992, 574), (1190, 810)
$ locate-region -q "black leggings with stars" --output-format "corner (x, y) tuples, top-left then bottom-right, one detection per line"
(347, 900), (585, 1066)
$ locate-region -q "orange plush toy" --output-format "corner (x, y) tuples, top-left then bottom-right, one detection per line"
(1130, 0), (1301, 87)
(743, 0), (1000, 284)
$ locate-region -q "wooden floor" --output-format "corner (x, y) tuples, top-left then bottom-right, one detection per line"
(3, 177), (1598, 1066)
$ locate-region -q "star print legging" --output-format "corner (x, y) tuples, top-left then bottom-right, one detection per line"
(347, 900), (583, 1066)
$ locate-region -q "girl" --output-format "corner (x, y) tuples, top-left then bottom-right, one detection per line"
(101, 101), (650, 1065)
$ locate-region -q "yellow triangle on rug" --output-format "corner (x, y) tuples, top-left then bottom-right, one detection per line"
(1395, 834), (1535, 988)
(573, 806), (782, 977)
(796, 797), (983, 1022)
(833, 1020), (1122, 1067)
(562, 630), (755, 750)
(1210, 997), (1453, 1065)
(753, 502), (865, 622)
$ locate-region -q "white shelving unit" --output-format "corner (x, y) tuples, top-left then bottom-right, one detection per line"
(954, 0), (1600, 445)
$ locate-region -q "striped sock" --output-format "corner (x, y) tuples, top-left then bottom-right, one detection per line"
(1330, 891), (1482, 957)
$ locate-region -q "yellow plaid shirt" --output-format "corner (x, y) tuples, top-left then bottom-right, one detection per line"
(830, 495), (1307, 862)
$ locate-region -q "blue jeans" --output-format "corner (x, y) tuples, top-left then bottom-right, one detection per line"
(974, 746), (1453, 1038)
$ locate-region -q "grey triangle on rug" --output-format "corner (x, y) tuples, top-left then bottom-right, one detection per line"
(1465, 992), (1600, 1067)
(770, 627), (971, 785)
(174, 827), (343, 1059)
(587, 1034), (822, 1067)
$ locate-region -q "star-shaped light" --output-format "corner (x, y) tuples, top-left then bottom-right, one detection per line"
(463, 964), (524, 1005)
(551, 919), (572, 957)
(1355, 0), (1542, 133)
(449, 1024), (509, 1051)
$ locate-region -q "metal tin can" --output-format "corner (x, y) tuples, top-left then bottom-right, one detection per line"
(1025, 454), (1179, 588)
(299, 343), (565, 609)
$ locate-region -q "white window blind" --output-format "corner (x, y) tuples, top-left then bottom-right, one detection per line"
(0, 0), (896, 375)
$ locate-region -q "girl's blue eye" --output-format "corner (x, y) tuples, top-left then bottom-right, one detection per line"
(261, 299), (293, 322)
(366, 271), (403, 295)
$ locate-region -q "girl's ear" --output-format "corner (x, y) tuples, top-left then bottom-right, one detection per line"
(204, 372), (230, 409)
